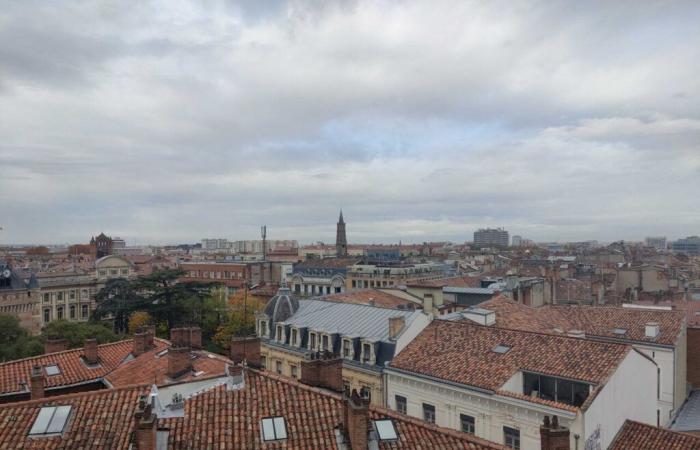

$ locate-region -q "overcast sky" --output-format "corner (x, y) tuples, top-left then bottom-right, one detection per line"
(1, 0), (699, 246)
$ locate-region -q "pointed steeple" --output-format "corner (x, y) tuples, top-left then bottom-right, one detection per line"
(338, 209), (344, 224)
(336, 210), (348, 257)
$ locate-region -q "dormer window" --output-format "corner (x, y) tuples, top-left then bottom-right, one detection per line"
(259, 320), (268, 338)
(342, 339), (353, 359)
(276, 325), (284, 342)
(322, 334), (329, 351)
(291, 328), (299, 346)
(309, 332), (317, 350)
(361, 342), (374, 364)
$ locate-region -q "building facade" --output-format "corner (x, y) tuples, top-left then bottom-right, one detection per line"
(346, 262), (446, 291)
(0, 261), (41, 334)
(289, 257), (357, 296)
(474, 228), (510, 247)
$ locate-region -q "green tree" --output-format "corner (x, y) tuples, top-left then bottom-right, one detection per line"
(41, 320), (120, 348)
(0, 315), (44, 361)
(93, 277), (145, 334)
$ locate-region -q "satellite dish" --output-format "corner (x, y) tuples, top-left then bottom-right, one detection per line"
(2, 269), (11, 279)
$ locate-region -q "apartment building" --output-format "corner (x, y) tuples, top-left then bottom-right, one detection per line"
(346, 262), (445, 291)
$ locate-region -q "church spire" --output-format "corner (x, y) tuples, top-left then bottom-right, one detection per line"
(338, 209), (344, 224)
(336, 210), (347, 257)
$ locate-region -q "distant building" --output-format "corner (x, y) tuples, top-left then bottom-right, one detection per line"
(511, 235), (522, 247)
(111, 237), (126, 249)
(363, 245), (401, 262)
(336, 210), (348, 257)
(473, 228), (509, 247)
(89, 233), (113, 258)
(671, 236), (700, 255)
(290, 257), (358, 296)
(0, 261), (40, 334)
(645, 236), (667, 251)
(201, 238), (229, 250)
(346, 262), (446, 291)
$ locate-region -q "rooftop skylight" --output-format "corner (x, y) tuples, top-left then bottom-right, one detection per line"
(491, 344), (511, 354)
(29, 405), (72, 436)
(44, 364), (61, 376)
(261, 417), (287, 441)
(612, 328), (628, 335)
(374, 419), (398, 441)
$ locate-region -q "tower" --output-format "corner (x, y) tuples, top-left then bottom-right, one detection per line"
(336, 210), (347, 257)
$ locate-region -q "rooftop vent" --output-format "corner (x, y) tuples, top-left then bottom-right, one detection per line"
(645, 322), (660, 338)
(612, 328), (627, 335)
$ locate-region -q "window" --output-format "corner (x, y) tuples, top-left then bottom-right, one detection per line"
(362, 343), (372, 363)
(395, 395), (407, 415)
(261, 356), (267, 369)
(343, 379), (351, 394)
(57, 292), (63, 301)
(291, 329), (298, 346)
(342, 339), (352, 358)
(374, 420), (398, 441)
(276, 360), (282, 375)
(29, 406), (72, 435)
(259, 321), (267, 337)
(43, 293), (50, 302)
(45, 364), (61, 376)
(276, 326), (283, 342)
(322, 334), (329, 351)
(57, 306), (63, 320)
(98, 270), (106, 277)
(69, 305), (76, 319)
(69, 290), (75, 300)
(360, 386), (371, 401)
(81, 304), (89, 318)
(310, 333), (317, 350)
(261, 417), (287, 441)
(612, 328), (627, 335)
(422, 403), (435, 423)
(110, 269), (118, 276)
(120, 268), (128, 275)
(291, 365), (298, 379)
(523, 372), (590, 407)
(504, 426), (520, 449)
(492, 344), (510, 354)
(43, 308), (50, 323)
(460, 414), (475, 434)
(657, 368), (661, 399)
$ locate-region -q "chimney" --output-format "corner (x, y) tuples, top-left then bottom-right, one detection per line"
(540, 415), (570, 450)
(170, 328), (188, 347)
(133, 331), (148, 356)
(388, 316), (406, 340)
(133, 395), (157, 450)
(30, 365), (44, 400)
(145, 325), (155, 349)
(423, 294), (434, 313)
(84, 338), (98, 365)
(226, 364), (244, 385)
(188, 327), (202, 349)
(44, 338), (69, 354)
(300, 352), (344, 392)
(167, 346), (192, 379)
(344, 390), (370, 450)
(230, 336), (262, 368)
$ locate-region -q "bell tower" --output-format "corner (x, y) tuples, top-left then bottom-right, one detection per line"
(335, 210), (347, 257)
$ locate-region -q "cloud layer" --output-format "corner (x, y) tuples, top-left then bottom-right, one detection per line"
(1, 0), (698, 245)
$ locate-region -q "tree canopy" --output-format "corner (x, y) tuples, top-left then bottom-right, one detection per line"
(0, 315), (43, 361)
(41, 320), (120, 348)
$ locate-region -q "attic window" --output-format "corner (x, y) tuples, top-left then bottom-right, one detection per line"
(491, 344), (510, 354)
(612, 328), (627, 335)
(374, 419), (398, 441)
(29, 405), (72, 436)
(45, 364), (61, 376)
(261, 417), (287, 441)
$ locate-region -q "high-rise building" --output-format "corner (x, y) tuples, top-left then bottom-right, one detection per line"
(671, 236), (700, 255)
(336, 210), (347, 257)
(645, 236), (667, 251)
(473, 228), (509, 247)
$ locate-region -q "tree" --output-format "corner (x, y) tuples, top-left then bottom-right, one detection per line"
(41, 320), (120, 348)
(0, 315), (44, 361)
(212, 289), (265, 350)
(128, 311), (152, 334)
(93, 278), (146, 334)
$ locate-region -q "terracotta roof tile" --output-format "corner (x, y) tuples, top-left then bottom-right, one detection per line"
(608, 420), (700, 450)
(476, 295), (685, 346)
(390, 320), (630, 397)
(323, 289), (416, 309)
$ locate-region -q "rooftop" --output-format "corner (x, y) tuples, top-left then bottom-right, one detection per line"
(609, 420), (700, 450)
(322, 289), (418, 309)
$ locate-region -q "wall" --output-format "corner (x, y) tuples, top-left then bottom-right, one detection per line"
(634, 345), (677, 424)
(395, 313), (431, 355)
(687, 327), (700, 388)
(385, 370), (580, 450)
(583, 349), (657, 449)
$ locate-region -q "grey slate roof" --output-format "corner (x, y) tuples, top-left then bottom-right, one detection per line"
(280, 299), (421, 342)
(672, 389), (700, 432)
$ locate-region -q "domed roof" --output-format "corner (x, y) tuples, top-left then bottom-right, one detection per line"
(263, 283), (299, 325)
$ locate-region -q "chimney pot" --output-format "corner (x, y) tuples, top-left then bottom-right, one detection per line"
(540, 415), (570, 450)
(134, 395), (157, 450)
(344, 390), (370, 450)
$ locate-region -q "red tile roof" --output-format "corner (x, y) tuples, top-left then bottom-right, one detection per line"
(105, 348), (231, 387)
(0, 384), (149, 449)
(390, 320), (631, 403)
(476, 295), (685, 346)
(163, 369), (504, 449)
(608, 420), (700, 450)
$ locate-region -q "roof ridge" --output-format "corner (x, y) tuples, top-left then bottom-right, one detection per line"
(436, 318), (631, 349)
(0, 339), (134, 366)
(247, 368), (344, 400)
(0, 382), (149, 408)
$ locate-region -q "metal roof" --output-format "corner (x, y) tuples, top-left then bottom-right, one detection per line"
(443, 287), (495, 295)
(672, 390), (700, 432)
(283, 299), (421, 342)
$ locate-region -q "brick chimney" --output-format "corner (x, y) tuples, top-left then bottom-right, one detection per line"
(170, 328), (188, 347)
(230, 336), (262, 368)
(133, 331), (148, 356)
(133, 395), (157, 450)
(84, 338), (98, 364)
(30, 365), (44, 400)
(388, 316), (406, 340)
(188, 327), (202, 349)
(344, 389), (370, 450)
(300, 352), (344, 392)
(167, 346), (192, 379)
(540, 415), (570, 450)
(44, 338), (69, 354)
(145, 325), (155, 349)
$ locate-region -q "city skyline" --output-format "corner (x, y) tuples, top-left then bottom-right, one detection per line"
(1, 0), (699, 245)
